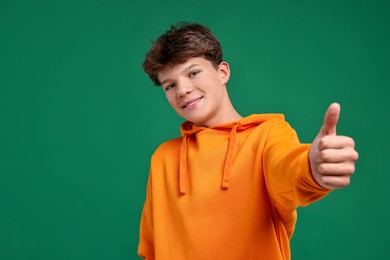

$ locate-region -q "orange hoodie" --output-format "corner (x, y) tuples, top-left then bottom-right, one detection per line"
(138, 114), (330, 260)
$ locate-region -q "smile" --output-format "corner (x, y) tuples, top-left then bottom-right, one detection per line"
(182, 97), (203, 109)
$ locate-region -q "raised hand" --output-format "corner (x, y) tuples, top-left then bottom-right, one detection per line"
(309, 103), (359, 190)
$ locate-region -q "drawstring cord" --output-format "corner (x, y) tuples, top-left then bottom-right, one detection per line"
(179, 123), (239, 194)
(221, 123), (238, 189)
(179, 134), (188, 194)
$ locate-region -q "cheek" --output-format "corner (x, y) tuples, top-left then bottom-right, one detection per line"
(166, 93), (177, 107)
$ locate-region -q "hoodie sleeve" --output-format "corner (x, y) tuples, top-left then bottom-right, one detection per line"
(138, 174), (155, 259)
(262, 119), (330, 212)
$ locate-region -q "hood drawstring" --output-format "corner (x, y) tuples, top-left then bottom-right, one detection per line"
(178, 115), (284, 195)
(179, 123), (240, 194)
(221, 123), (238, 189)
(179, 134), (189, 194)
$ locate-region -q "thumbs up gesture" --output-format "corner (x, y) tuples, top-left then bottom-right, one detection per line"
(309, 103), (359, 190)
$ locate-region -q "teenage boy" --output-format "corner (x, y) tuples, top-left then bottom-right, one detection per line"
(138, 22), (358, 260)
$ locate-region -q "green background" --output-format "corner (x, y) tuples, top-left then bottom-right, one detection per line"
(1, 0), (389, 259)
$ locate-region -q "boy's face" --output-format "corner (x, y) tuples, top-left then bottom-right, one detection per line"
(158, 57), (231, 127)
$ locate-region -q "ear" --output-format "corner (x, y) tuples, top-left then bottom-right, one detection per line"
(218, 61), (230, 85)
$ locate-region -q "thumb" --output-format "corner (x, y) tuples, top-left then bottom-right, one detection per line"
(320, 103), (340, 136)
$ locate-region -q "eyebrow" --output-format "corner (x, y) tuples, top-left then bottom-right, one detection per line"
(184, 64), (200, 72)
(160, 64), (201, 85)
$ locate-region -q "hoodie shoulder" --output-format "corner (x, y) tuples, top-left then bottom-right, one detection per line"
(243, 114), (285, 124)
(152, 136), (182, 159)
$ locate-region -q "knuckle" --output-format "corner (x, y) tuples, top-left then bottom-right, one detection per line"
(353, 151), (359, 161)
(346, 164), (355, 174)
(342, 177), (351, 187)
(321, 176), (332, 187)
(317, 164), (327, 174)
(349, 138), (356, 147)
(320, 150), (330, 161)
(347, 149), (359, 161)
(318, 138), (327, 149)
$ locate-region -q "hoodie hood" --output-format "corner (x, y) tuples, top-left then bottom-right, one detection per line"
(178, 114), (285, 194)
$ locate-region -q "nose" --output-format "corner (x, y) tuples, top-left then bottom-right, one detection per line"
(176, 79), (193, 97)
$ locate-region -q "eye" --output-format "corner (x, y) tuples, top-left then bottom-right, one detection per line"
(164, 83), (175, 92)
(189, 70), (201, 78)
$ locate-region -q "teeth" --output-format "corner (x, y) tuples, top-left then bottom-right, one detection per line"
(184, 98), (201, 108)
(188, 99), (200, 106)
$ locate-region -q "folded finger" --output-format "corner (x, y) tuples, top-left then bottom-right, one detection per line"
(317, 162), (356, 176)
(318, 136), (355, 150)
(316, 148), (359, 163)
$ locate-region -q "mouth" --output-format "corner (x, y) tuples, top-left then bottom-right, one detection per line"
(181, 97), (203, 109)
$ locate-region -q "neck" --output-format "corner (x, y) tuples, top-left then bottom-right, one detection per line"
(203, 102), (242, 128)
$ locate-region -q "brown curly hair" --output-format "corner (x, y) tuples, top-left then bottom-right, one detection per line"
(142, 22), (223, 85)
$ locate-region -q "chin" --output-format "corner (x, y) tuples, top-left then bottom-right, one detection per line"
(184, 116), (206, 125)
(180, 109), (212, 126)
